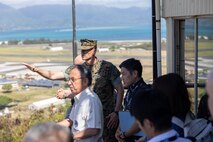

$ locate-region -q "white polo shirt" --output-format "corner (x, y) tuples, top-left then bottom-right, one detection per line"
(69, 87), (103, 142)
(148, 129), (191, 142)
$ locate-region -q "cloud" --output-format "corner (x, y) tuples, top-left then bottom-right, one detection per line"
(0, 0), (70, 8)
(0, 0), (150, 8)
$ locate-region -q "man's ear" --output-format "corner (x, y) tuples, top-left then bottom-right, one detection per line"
(83, 78), (89, 86)
(143, 119), (156, 138)
(132, 70), (138, 78)
(93, 47), (97, 54)
(143, 119), (154, 129)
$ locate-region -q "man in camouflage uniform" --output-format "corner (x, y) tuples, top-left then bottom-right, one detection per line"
(79, 39), (124, 142)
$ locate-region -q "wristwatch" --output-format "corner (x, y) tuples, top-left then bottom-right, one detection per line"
(114, 111), (119, 115)
(121, 131), (127, 139)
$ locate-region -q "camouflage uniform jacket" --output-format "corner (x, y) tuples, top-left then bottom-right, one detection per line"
(83, 59), (120, 117)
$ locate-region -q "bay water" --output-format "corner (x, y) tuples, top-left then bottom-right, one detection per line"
(0, 26), (166, 41)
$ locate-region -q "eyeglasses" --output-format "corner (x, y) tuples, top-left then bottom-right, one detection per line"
(68, 77), (84, 83)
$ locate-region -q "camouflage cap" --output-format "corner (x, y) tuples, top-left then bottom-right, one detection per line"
(65, 65), (74, 75)
(80, 39), (97, 50)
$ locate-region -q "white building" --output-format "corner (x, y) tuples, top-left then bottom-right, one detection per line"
(98, 48), (110, 52)
(28, 97), (66, 110)
(49, 46), (63, 51)
(4, 41), (8, 45)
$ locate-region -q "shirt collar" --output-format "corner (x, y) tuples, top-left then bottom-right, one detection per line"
(74, 87), (90, 104)
(129, 78), (145, 90)
(148, 129), (178, 142)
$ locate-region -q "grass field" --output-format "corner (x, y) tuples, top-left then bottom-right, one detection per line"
(0, 87), (58, 106)
(0, 87), (67, 119)
(185, 40), (213, 58)
(0, 41), (155, 62)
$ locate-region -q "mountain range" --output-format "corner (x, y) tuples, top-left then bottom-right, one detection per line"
(0, 3), (152, 31)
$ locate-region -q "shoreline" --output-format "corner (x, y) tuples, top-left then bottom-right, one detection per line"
(101, 39), (152, 43)
(0, 39), (154, 47)
(0, 39), (152, 43)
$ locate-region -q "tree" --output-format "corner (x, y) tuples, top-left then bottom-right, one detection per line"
(2, 84), (12, 93)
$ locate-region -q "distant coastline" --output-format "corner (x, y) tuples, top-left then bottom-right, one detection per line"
(0, 26), (166, 41)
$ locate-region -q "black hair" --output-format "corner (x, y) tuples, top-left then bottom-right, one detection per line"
(130, 89), (172, 131)
(153, 73), (191, 118)
(119, 58), (142, 77)
(197, 93), (211, 120)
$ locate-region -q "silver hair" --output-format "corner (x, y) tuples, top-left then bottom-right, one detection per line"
(23, 122), (70, 142)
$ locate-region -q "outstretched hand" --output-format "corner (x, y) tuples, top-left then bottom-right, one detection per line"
(22, 62), (35, 71)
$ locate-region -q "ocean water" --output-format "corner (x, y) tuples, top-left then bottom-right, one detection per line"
(0, 26), (166, 41)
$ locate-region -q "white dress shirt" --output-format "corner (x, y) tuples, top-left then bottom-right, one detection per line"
(69, 87), (103, 142)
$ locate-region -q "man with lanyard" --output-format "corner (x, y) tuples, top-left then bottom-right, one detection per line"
(116, 58), (150, 142)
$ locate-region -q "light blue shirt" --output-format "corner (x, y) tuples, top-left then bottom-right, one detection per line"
(148, 129), (191, 142)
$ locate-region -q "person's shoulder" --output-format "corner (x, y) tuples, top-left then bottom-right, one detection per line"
(100, 60), (108, 65)
(198, 132), (213, 142)
(86, 89), (99, 98)
(138, 79), (151, 89)
(176, 137), (192, 142)
(99, 60), (115, 70)
(87, 91), (102, 105)
(101, 60), (116, 67)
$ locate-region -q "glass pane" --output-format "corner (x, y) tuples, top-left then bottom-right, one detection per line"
(185, 18), (213, 111)
(198, 18), (213, 82)
(184, 18), (213, 83)
(185, 19), (195, 83)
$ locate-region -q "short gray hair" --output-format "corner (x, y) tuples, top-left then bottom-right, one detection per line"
(23, 122), (71, 142)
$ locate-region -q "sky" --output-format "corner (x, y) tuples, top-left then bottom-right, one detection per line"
(0, 0), (151, 9)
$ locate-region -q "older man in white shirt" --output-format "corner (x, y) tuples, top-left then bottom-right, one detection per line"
(58, 64), (103, 142)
